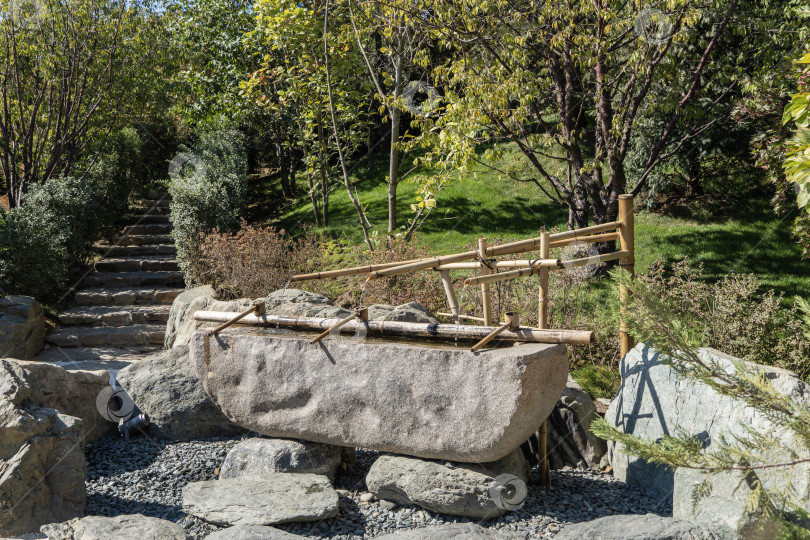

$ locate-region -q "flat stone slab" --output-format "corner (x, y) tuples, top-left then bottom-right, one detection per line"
(375, 523), (514, 539)
(41, 514), (191, 540)
(190, 329), (568, 462)
(182, 474), (338, 526)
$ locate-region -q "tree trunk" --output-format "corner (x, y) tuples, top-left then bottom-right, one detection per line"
(387, 36), (403, 234)
(318, 109), (329, 227)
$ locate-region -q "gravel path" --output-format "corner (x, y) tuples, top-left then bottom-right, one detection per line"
(85, 433), (671, 539)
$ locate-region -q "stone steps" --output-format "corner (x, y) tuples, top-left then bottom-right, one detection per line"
(134, 199), (171, 209)
(32, 345), (162, 371)
(114, 234), (173, 246)
(122, 224), (173, 235)
(83, 271), (184, 288)
(94, 244), (177, 257)
(129, 205), (170, 215)
(94, 257), (179, 273)
(74, 286), (182, 306)
(127, 214), (171, 225)
(45, 324), (166, 348)
(58, 305), (171, 327)
(146, 190), (171, 201)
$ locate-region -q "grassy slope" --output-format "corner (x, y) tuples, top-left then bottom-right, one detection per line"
(267, 146), (809, 300)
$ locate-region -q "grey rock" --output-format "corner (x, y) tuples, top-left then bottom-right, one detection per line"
(367, 302), (438, 323)
(547, 375), (607, 469)
(0, 360), (85, 536)
(182, 474), (339, 526)
(374, 523), (513, 539)
(606, 344), (806, 536)
(366, 449), (530, 518)
(264, 289), (351, 320)
(0, 295), (45, 359)
(554, 513), (720, 540)
(116, 346), (243, 440)
(190, 329), (568, 462)
(41, 514), (191, 540)
(12, 360), (113, 442)
(219, 438), (344, 482)
(205, 525), (306, 539)
(164, 285), (218, 348)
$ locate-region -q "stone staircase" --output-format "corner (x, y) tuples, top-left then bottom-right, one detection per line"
(34, 191), (183, 371)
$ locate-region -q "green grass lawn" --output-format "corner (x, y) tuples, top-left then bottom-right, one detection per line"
(262, 146), (809, 300)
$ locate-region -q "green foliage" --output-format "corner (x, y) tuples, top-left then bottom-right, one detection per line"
(169, 126), (248, 273)
(0, 175), (111, 299)
(591, 269), (810, 527)
(572, 364), (621, 400)
(785, 53), (810, 224)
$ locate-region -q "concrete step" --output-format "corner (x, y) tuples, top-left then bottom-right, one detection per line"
(58, 305), (171, 327)
(94, 244), (177, 257)
(94, 257), (179, 273)
(146, 190), (171, 201)
(129, 205), (170, 215)
(127, 214), (171, 225)
(75, 286), (182, 306)
(122, 223), (173, 235)
(83, 271), (184, 288)
(134, 199), (171, 209)
(45, 325), (166, 348)
(114, 234), (173, 246)
(32, 345), (162, 372)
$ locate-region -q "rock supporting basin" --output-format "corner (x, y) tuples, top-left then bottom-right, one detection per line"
(190, 328), (568, 462)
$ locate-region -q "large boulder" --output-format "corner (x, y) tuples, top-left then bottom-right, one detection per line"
(165, 285), (218, 348)
(374, 523), (514, 539)
(41, 514), (191, 540)
(205, 525), (306, 539)
(190, 328), (568, 463)
(606, 344), (804, 537)
(220, 438), (344, 483)
(0, 295), (45, 359)
(13, 360), (113, 443)
(367, 302), (438, 323)
(264, 289), (351, 319)
(366, 449), (530, 518)
(116, 346), (243, 440)
(0, 360), (85, 536)
(183, 474), (339, 526)
(554, 514), (721, 540)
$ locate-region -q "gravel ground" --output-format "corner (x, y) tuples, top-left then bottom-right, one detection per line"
(85, 433), (672, 539)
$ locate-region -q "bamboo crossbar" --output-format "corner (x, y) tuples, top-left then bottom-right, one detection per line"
(463, 250), (630, 287)
(290, 258), (433, 282)
(437, 313), (507, 324)
(193, 311), (595, 346)
(548, 231), (619, 248)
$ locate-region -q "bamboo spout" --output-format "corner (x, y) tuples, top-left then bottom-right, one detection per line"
(470, 312), (519, 353)
(210, 299), (266, 335)
(311, 307), (368, 344)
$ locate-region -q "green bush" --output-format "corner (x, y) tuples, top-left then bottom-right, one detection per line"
(0, 175), (110, 299)
(169, 127), (248, 272)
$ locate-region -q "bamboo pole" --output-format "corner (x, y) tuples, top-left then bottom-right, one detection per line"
(291, 258), (433, 282)
(548, 231), (619, 249)
(438, 270), (460, 321)
(462, 251), (629, 287)
(478, 238), (493, 325)
(310, 307), (368, 344)
(618, 195), (635, 358)
(437, 260), (552, 270)
(193, 311), (595, 345)
(369, 250), (479, 279)
(536, 231), (551, 486)
(486, 221), (622, 257)
(209, 299), (266, 334)
(437, 312), (486, 323)
(470, 312), (519, 352)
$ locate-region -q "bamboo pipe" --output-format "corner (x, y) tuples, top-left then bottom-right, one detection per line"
(619, 195), (635, 358)
(193, 311), (595, 345)
(548, 231), (619, 248)
(310, 308), (368, 344)
(209, 299), (266, 334)
(470, 312), (519, 353)
(462, 251), (629, 287)
(479, 238), (493, 325)
(438, 270), (460, 321)
(436, 313), (508, 324)
(536, 232), (551, 487)
(486, 221), (622, 257)
(369, 250), (480, 279)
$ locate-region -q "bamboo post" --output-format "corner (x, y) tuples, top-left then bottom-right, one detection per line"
(478, 237), (493, 325)
(311, 307), (369, 344)
(470, 312), (519, 353)
(618, 195), (635, 358)
(536, 231), (551, 486)
(209, 299), (266, 334)
(438, 270), (460, 322)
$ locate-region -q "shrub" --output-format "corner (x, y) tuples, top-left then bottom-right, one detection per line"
(169, 127), (248, 272)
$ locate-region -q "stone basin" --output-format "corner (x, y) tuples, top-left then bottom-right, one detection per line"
(190, 328), (568, 463)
